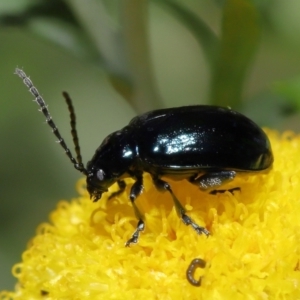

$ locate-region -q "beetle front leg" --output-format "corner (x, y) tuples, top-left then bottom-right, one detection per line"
(108, 180), (126, 200)
(190, 170), (236, 191)
(152, 176), (210, 236)
(125, 173), (145, 247)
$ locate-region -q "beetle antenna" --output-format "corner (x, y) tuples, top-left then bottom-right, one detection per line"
(62, 91), (85, 172)
(15, 68), (88, 176)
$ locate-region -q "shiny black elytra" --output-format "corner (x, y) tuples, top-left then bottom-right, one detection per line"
(15, 68), (274, 246)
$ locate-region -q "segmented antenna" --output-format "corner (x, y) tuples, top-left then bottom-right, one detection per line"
(62, 91), (85, 171)
(15, 68), (88, 176)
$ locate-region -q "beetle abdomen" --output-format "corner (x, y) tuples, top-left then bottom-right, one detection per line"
(131, 106), (273, 171)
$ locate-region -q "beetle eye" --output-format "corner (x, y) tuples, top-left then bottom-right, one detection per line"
(96, 169), (105, 181)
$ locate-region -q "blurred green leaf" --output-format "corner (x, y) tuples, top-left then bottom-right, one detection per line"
(0, 0), (77, 27)
(273, 78), (300, 111)
(0, 0), (98, 61)
(65, 0), (126, 77)
(119, 0), (162, 111)
(241, 92), (295, 127)
(155, 0), (219, 69)
(0, 0), (37, 14)
(67, 0), (162, 112)
(1, 0), (162, 112)
(28, 17), (98, 61)
(210, 0), (261, 108)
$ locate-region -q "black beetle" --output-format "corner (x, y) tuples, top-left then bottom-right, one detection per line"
(15, 68), (273, 246)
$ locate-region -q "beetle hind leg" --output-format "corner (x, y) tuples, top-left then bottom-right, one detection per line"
(152, 176), (210, 236)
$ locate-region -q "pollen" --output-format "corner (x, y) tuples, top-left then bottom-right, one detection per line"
(1, 129), (300, 299)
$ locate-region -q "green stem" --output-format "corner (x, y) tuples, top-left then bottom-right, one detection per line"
(119, 0), (162, 112)
(209, 0), (261, 108)
(156, 0), (219, 70)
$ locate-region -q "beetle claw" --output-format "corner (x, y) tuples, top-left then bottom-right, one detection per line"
(181, 213), (210, 236)
(125, 219), (145, 247)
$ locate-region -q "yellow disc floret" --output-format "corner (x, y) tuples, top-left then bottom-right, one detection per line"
(1, 129), (300, 300)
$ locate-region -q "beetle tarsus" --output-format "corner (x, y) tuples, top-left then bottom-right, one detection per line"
(181, 214), (210, 236)
(125, 219), (145, 246)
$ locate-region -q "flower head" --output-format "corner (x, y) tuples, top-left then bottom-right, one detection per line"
(1, 129), (300, 299)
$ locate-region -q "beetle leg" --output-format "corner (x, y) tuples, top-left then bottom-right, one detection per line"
(125, 173), (145, 246)
(190, 170), (236, 191)
(125, 220), (145, 247)
(152, 176), (210, 236)
(108, 180), (126, 200)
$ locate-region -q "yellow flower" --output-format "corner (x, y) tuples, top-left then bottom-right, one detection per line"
(1, 129), (300, 300)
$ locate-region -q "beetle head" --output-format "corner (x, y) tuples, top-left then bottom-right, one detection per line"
(86, 128), (136, 201)
(86, 168), (115, 201)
